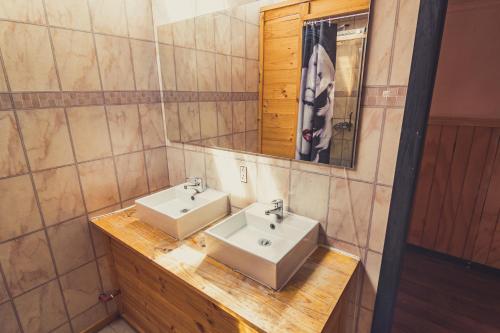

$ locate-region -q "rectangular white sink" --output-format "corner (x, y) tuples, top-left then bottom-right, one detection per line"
(204, 202), (319, 290)
(135, 184), (229, 240)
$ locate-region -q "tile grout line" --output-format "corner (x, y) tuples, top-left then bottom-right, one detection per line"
(84, 0), (124, 317)
(85, 0), (124, 212)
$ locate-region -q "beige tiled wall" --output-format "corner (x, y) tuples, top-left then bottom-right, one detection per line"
(0, 0), (420, 333)
(161, 0), (420, 332)
(0, 0), (168, 332)
(156, 4), (260, 152)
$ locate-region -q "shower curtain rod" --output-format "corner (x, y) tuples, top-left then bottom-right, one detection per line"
(304, 12), (368, 25)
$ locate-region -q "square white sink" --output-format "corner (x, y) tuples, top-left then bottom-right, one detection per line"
(204, 202), (319, 290)
(135, 184), (229, 240)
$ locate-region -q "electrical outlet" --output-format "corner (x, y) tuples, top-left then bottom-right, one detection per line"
(240, 165), (247, 183)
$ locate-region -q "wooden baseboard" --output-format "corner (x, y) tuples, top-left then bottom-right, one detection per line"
(82, 312), (120, 333)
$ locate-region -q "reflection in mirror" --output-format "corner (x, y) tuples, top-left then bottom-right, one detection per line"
(154, 0), (369, 168)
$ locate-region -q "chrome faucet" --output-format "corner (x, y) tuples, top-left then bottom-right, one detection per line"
(265, 199), (284, 221)
(184, 176), (206, 199)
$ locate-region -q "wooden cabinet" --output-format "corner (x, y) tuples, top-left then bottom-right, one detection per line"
(258, 0), (370, 158)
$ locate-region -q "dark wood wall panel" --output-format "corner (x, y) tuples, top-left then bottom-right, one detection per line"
(408, 117), (500, 269)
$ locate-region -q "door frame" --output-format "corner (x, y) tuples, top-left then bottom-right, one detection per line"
(370, 0), (448, 331)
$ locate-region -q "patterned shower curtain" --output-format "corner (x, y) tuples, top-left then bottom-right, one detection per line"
(295, 22), (337, 164)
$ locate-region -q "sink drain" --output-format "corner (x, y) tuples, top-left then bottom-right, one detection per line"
(258, 238), (272, 247)
(180, 208), (190, 213)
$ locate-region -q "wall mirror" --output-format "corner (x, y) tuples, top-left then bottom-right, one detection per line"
(154, 0), (370, 168)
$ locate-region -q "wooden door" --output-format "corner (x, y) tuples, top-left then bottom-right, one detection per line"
(259, 3), (308, 158)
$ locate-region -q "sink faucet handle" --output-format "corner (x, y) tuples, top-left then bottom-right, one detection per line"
(271, 199), (283, 208)
(186, 176), (201, 185)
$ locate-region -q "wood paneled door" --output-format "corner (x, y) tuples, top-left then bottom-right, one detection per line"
(408, 117), (500, 269)
(258, 0), (370, 158)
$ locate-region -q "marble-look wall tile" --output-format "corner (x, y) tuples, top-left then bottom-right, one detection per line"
(0, 231), (56, 296)
(0, 22), (59, 91)
(78, 158), (120, 212)
(51, 323), (71, 333)
(60, 261), (101, 317)
(327, 178), (373, 247)
(174, 47), (198, 91)
(0, 0), (45, 24)
(115, 151), (149, 200)
(246, 23), (259, 60)
(361, 251), (382, 310)
(378, 108), (404, 185)
(390, 0), (420, 85)
(331, 108), (383, 182)
(145, 147), (169, 191)
(125, 0), (154, 41)
(231, 18), (246, 57)
(164, 102), (180, 141)
(232, 101), (245, 133)
(179, 102), (201, 142)
(369, 186), (392, 253)
(0, 66), (7, 91)
(51, 29), (100, 91)
(245, 60), (259, 92)
(214, 14), (231, 55)
(97, 256), (116, 291)
(14, 280), (66, 333)
(172, 19), (196, 48)
(67, 106), (112, 162)
(130, 40), (159, 91)
(139, 103), (165, 149)
(205, 153), (256, 208)
(289, 170), (330, 231)
(245, 130), (258, 153)
(231, 57), (246, 92)
(47, 216), (94, 274)
(88, 0), (128, 36)
(0, 112), (27, 178)
(159, 44), (177, 90)
(95, 35), (135, 91)
(71, 303), (107, 333)
(166, 147), (185, 186)
(218, 135), (233, 149)
(217, 102), (232, 136)
(45, 0), (91, 31)
(196, 51), (216, 92)
(184, 150), (205, 179)
(245, 101), (258, 131)
(157, 24), (173, 44)
(33, 165), (85, 226)
(0, 175), (42, 242)
(364, 0), (397, 85)
(17, 108), (74, 171)
(257, 163), (290, 207)
(195, 14), (215, 52)
(215, 54), (231, 92)
(233, 133), (245, 151)
(0, 302), (20, 333)
(199, 102), (217, 139)
(0, 276), (8, 303)
(107, 104), (143, 155)
(244, 1), (260, 25)
(89, 223), (111, 257)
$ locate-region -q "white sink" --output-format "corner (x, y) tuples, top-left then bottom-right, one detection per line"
(204, 202), (319, 290)
(135, 184), (229, 240)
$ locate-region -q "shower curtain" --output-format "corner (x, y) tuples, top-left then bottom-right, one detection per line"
(295, 22), (337, 164)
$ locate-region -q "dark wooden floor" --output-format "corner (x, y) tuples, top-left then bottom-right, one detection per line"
(392, 245), (500, 333)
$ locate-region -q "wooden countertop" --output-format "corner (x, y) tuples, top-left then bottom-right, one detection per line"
(91, 207), (359, 333)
